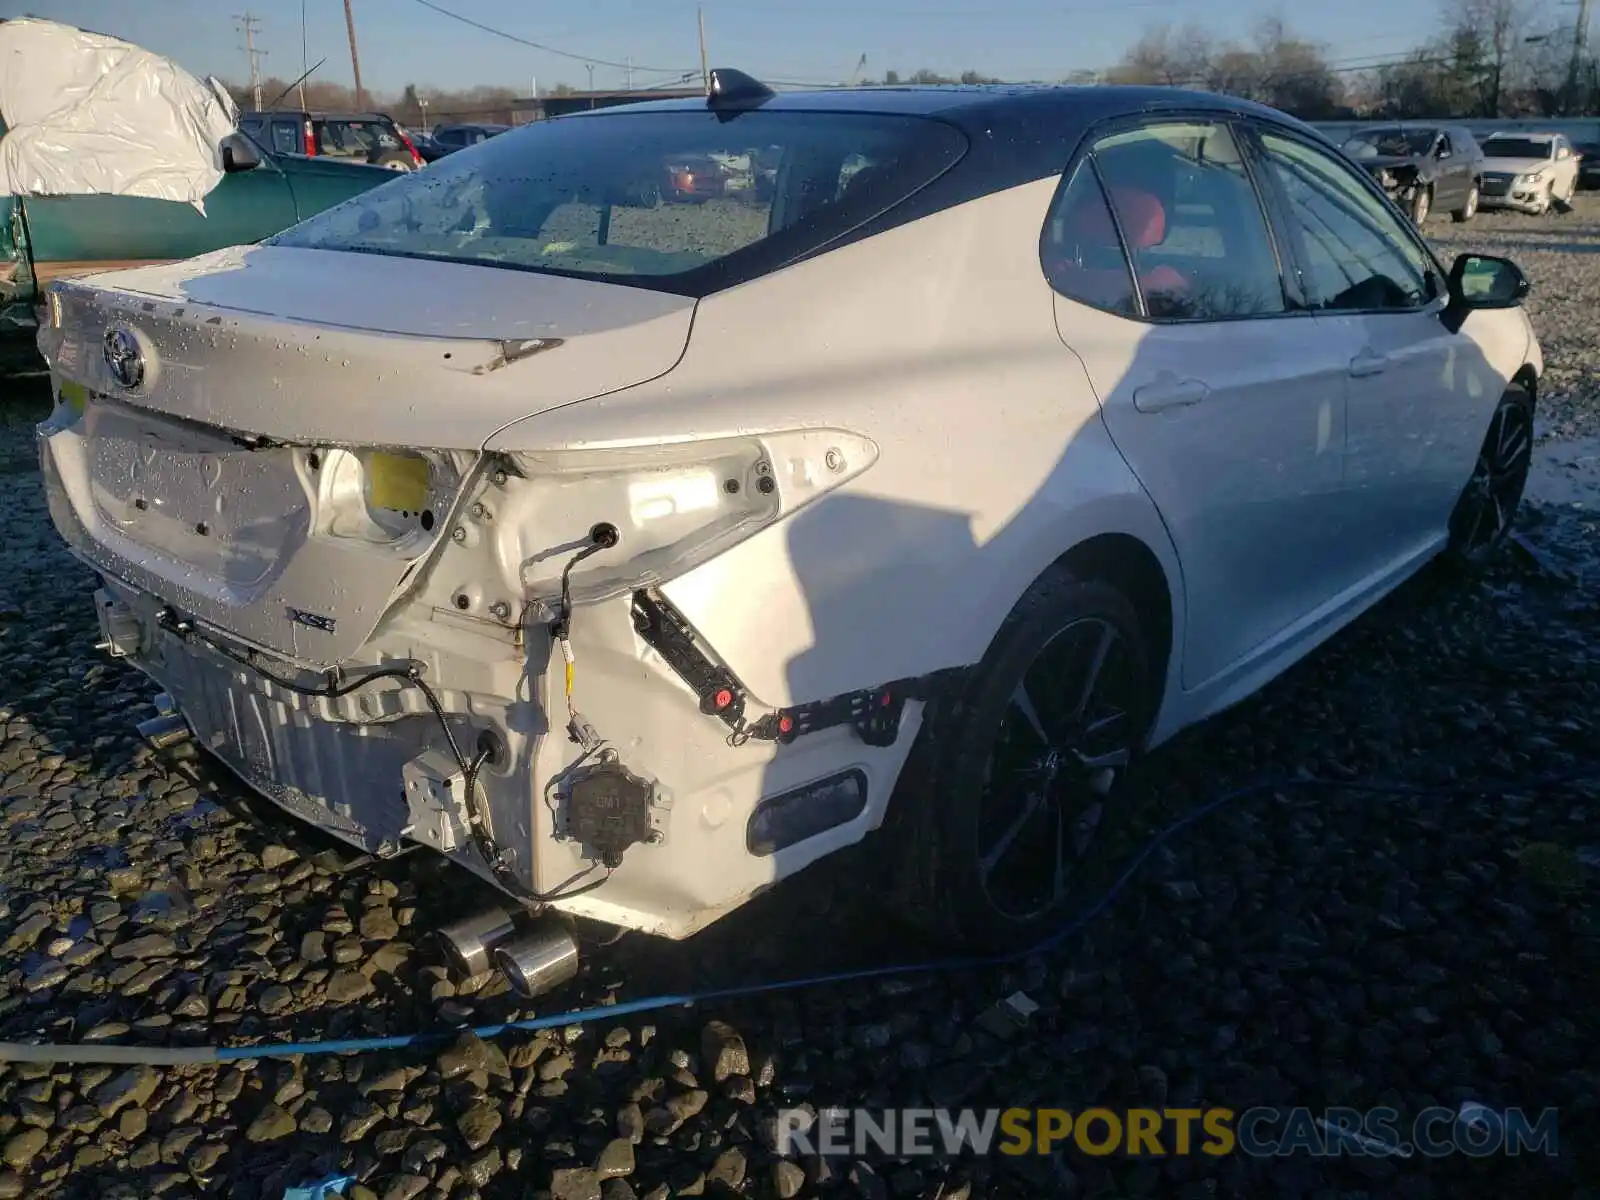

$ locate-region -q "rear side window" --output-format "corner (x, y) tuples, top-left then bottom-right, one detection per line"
(270, 109), (968, 295)
(1042, 161), (1140, 318)
(1085, 121), (1286, 321)
(317, 119), (400, 157)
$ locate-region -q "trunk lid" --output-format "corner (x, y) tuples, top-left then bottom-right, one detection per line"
(39, 244), (695, 448)
(36, 244), (695, 664)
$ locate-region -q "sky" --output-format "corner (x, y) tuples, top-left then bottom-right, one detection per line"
(14, 0), (1450, 97)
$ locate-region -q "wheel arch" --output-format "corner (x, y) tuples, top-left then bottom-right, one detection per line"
(1051, 532), (1175, 717)
(953, 512), (1186, 747)
(1512, 362), (1538, 402)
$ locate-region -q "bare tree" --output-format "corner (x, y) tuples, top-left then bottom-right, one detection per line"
(1108, 17), (1344, 118)
(1444, 0), (1529, 115)
(1107, 23), (1214, 87)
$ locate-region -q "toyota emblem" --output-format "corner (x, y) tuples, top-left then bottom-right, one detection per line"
(103, 326), (145, 390)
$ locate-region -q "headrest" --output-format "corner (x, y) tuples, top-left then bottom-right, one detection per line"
(1066, 183), (1167, 250)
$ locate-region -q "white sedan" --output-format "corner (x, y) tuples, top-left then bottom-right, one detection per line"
(36, 72), (1542, 987)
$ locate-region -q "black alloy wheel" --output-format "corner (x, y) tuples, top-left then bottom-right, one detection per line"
(971, 615), (1140, 923)
(887, 571), (1155, 949)
(1448, 387), (1534, 565)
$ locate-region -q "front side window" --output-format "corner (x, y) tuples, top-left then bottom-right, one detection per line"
(270, 109), (967, 294)
(1088, 120), (1285, 321)
(1257, 130), (1436, 313)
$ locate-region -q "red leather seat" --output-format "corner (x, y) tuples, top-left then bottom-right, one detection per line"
(1049, 183), (1188, 309)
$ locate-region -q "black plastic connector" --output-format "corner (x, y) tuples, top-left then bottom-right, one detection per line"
(631, 592), (748, 728)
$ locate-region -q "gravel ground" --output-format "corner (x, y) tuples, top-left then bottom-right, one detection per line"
(1, 201), (1598, 1200)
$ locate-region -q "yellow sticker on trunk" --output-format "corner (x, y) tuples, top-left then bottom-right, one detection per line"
(59, 380), (87, 413)
(368, 452), (430, 513)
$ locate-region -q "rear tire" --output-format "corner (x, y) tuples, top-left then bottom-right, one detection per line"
(1452, 184), (1479, 223)
(886, 569), (1156, 950)
(1445, 385), (1534, 569)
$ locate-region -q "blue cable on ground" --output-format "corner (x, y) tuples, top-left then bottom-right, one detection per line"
(2, 767), (1596, 1065)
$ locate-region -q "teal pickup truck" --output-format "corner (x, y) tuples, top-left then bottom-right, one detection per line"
(2, 129), (393, 335)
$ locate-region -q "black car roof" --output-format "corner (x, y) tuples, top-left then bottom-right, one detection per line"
(562, 82), (1325, 142)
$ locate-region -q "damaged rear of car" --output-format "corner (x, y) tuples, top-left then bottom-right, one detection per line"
(36, 92), (974, 962)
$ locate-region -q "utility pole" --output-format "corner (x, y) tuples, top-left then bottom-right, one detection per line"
(236, 12), (266, 111)
(698, 5), (709, 90)
(298, 0), (308, 109)
(343, 0), (366, 111)
(1569, 0), (1594, 115)
(626, 56), (634, 90)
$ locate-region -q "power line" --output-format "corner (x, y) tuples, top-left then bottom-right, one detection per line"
(235, 12), (266, 112)
(407, 0), (692, 74)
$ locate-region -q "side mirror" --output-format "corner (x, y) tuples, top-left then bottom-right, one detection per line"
(1443, 253), (1529, 330)
(1436, 144), (1451, 159)
(220, 132), (262, 173)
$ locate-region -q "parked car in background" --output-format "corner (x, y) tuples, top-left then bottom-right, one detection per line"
(0, 20), (398, 335)
(237, 110), (423, 171)
(1340, 123), (1484, 224)
(1575, 141), (1600, 191)
(6, 130), (398, 333)
(36, 76), (1543, 973)
(662, 152), (733, 202)
(418, 123), (511, 162)
(1478, 132), (1582, 213)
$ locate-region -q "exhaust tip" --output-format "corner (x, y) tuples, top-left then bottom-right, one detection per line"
(493, 919), (581, 999)
(136, 712), (192, 751)
(435, 906), (519, 978)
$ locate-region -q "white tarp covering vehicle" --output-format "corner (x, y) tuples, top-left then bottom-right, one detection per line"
(0, 16), (238, 206)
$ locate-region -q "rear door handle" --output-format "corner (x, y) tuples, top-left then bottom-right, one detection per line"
(1349, 349), (1390, 378)
(1132, 378), (1210, 413)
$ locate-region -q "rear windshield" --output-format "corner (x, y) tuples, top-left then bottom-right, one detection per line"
(1482, 137), (1552, 159)
(268, 108), (968, 295)
(316, 118), (402, 155)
